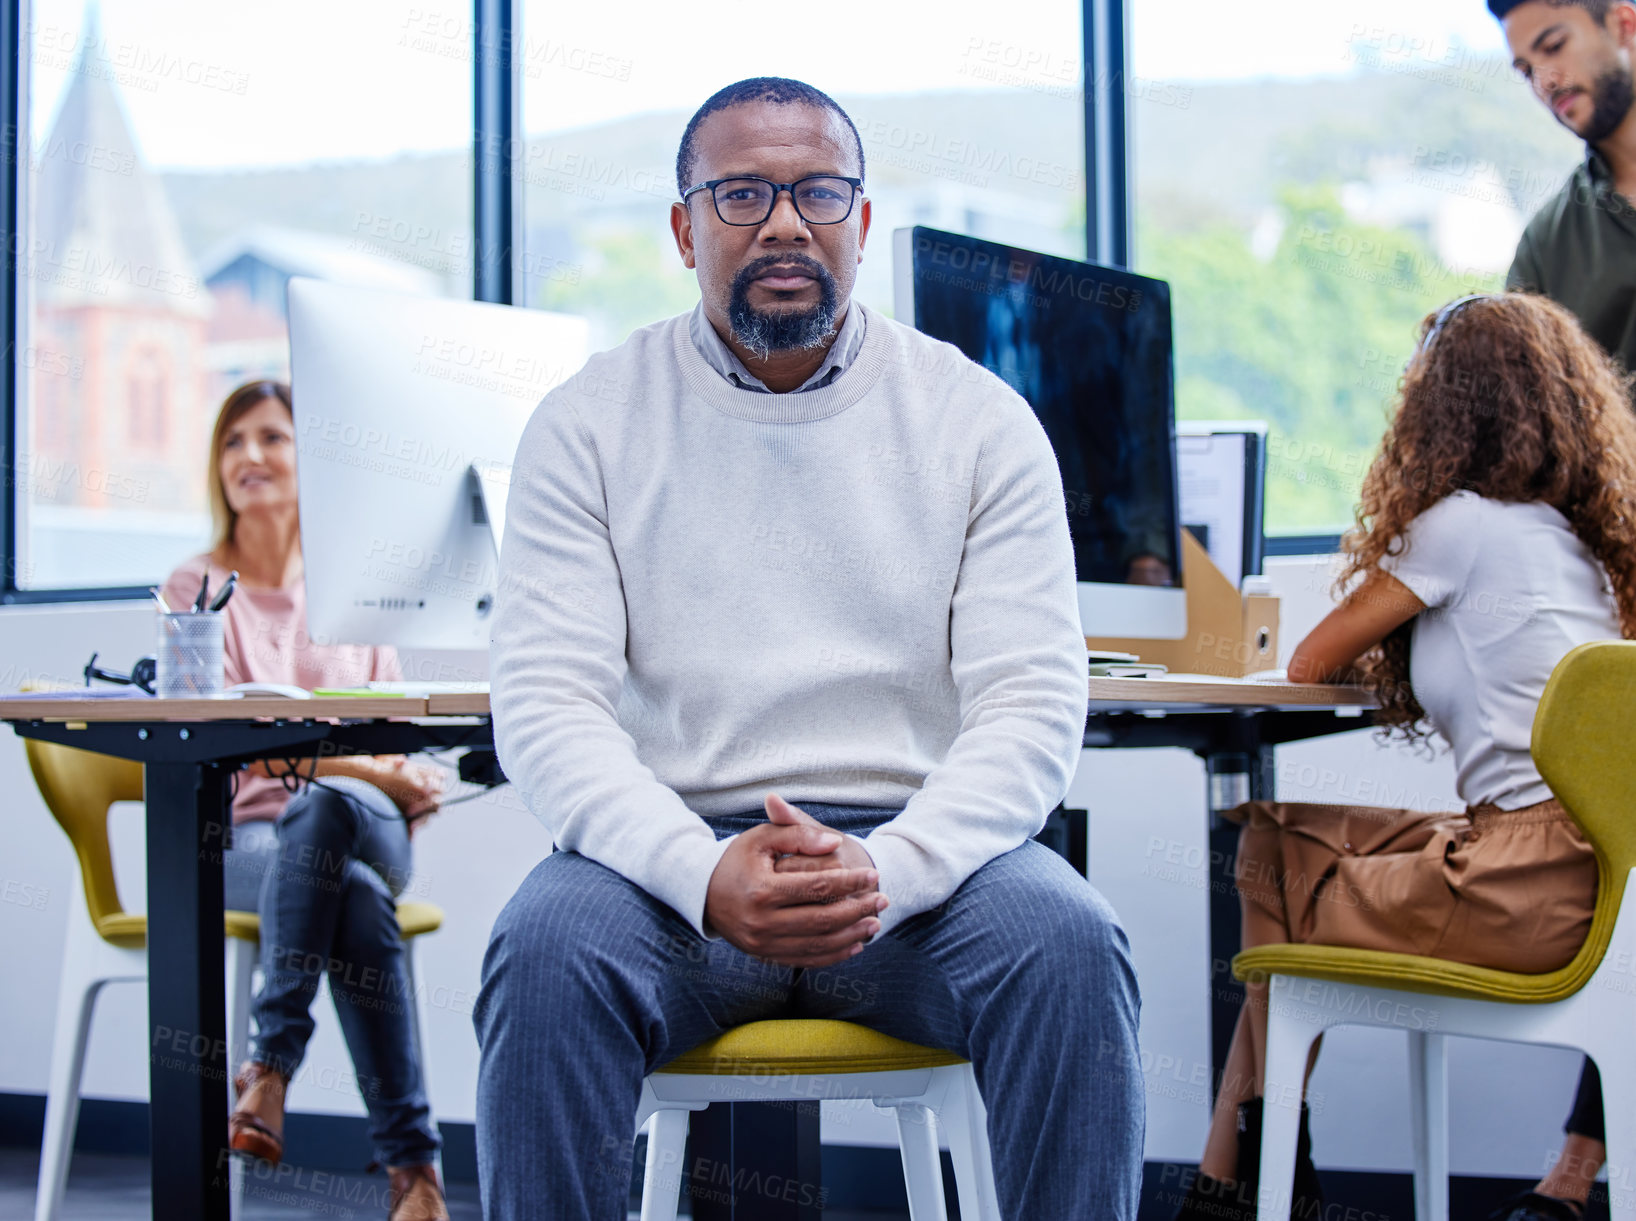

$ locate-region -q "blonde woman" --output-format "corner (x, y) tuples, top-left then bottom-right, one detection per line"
(161, 380), (448, 1221)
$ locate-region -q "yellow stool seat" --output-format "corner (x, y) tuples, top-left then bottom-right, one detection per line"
(95, 903), (445, 950)
(661, 1019), (967, 1076)
(640, 1019), (998, 1219)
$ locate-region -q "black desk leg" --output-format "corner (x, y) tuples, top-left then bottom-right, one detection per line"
(144, 761), (232, 1221)
(1203, 748), (1276, 1099)
(686, 1101), (823, 1221)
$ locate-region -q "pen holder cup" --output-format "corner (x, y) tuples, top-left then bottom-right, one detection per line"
(155, 612), (225, 698)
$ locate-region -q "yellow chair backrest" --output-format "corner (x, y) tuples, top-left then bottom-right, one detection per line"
(23, 737), (144, 933)
(1532, 639), (1636, 962)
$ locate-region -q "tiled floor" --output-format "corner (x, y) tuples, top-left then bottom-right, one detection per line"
(0, 1147), (898, 1219)
(0, 1147), (485, 1219)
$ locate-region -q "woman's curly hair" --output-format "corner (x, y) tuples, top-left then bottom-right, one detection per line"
(1337, 291), (1636, 739)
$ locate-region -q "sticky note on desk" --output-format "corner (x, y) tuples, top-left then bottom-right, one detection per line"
(311, 688), (408, 697)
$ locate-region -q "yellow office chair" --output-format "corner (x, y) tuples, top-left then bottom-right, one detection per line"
(25, 737), (444, 1221)
(636, 1019), (1000, 1220)
(1235, 640), (1636, 1221)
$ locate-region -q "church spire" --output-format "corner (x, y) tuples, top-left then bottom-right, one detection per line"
(32, 1), (207, 316)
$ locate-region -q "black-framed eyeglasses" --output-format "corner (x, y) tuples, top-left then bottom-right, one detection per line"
(681, 175), (864, 226)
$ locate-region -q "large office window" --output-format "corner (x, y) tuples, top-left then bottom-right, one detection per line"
(516, 0), (1086, 352)
(16, 0), (472, 590)
(1129, 0), (1580, 537)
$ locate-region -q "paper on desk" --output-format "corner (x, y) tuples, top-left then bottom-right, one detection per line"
(1148, 672), (1280, 683)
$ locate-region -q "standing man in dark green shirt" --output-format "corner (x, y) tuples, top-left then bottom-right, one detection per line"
(1484, 8), (1634, 1216)
(1498, 0), (1636, 380)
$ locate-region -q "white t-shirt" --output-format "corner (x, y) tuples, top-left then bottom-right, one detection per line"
(1382, 491), (1621, 809)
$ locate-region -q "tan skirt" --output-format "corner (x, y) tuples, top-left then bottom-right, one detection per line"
(1229, 797), (1598, 975)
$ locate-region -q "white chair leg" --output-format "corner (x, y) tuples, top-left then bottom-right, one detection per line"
(226, 936), (256, 1070)
(639, 1108), (692, 1221)
(892, 1103), (948, 1220)
(1257, 982), (1319, 1221)
(938, 1066), (1000, 1221)
(225, 936), (256, 1221)
(34, 943), (109, 1221)
(1407, 1031), (1449, 1221)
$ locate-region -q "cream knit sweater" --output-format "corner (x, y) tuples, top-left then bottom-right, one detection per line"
(491, 301), (1087, 937)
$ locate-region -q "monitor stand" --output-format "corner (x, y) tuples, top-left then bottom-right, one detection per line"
(469, 461), (511, 558)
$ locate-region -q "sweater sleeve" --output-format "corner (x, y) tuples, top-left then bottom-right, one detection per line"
(489, 392), (734, 937)
(859, 394), (1088, 934)
(159, 559), (205, 624)
(370, 647), (404, 682)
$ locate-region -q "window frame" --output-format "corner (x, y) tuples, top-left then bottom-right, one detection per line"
(0, 0), (518, 602)
(0, 0), (1314, 602)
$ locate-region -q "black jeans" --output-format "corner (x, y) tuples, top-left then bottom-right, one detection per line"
(1566, 1058), (1604, 1142)
(226, 777), (440, 1168)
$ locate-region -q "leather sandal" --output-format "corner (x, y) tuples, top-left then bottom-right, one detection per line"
(228, 1060), (287, 1166)
(387, 1163), (449, 1221)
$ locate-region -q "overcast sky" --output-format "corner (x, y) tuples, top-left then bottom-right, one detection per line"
(28, 0), (1516, 170)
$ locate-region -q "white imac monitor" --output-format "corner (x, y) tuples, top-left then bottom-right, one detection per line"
(893, 227), (1186, 638)
(288, 278), (590, 649)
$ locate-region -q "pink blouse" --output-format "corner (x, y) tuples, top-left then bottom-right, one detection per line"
(161, 554), (402, 824)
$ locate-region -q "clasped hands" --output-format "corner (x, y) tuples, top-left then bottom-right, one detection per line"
(703, 794), (889, 968)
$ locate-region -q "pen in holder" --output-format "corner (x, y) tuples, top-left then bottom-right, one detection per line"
(155, 612), (225, 698)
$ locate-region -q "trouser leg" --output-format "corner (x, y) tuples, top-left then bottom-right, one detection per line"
(254, 782), (403, 1073)
(473, 850), (792, 1221)
(326, 857), (440, 1168)
(230, 783), (441, 1167)
(792, 829), (1146, 1219)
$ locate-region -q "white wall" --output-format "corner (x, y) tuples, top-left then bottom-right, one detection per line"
(0, 559), (1582, 1182)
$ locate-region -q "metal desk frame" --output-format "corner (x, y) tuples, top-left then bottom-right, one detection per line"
(4, 703), (491, 1221)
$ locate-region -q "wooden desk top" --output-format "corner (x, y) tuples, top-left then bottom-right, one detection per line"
(0, 677), (1373, 724)
(425, 692), (494, 717)
(1086, 675), (1374, 711)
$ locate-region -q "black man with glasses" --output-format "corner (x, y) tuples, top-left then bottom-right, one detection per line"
(474, 76), (1145, 1221)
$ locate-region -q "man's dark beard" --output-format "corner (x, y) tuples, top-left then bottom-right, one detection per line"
(727, 254), (839, 359)
(1577, 65), (1635, 144)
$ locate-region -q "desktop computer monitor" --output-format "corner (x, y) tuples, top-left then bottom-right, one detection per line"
(288, 278), (590, 650)
(1176, 421), (1268, 583)
(893, 227), (1185, 638)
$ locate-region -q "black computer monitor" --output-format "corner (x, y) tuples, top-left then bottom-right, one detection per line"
(892, 227), (1184, 638)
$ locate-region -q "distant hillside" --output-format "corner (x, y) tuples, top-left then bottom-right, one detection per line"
(156, 70), (1585, 272)
(1135, 67), (1581, 230)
